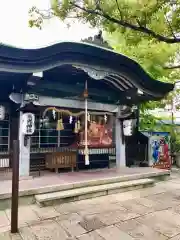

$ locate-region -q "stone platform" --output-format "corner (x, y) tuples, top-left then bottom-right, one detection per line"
(0, 167), (170, 210)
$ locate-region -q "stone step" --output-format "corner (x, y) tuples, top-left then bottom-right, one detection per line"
(35, 178), (155, 207)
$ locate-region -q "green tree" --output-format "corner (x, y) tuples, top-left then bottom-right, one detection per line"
(106, 28), (180, 130)
(29, 0), (180, 130)
(29, 0), (180, 45)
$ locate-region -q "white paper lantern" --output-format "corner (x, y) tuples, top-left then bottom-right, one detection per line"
(123, 120), (133, 136)
(22, 113), (35, 135)
(0, 106), (5, 120)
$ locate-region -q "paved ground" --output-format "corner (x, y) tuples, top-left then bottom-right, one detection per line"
(1, 172), (180, 239)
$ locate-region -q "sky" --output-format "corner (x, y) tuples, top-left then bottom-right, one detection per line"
(0, 0), (97, 48)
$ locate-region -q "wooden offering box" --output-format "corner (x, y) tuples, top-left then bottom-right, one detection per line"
(45, 151), (77, 173)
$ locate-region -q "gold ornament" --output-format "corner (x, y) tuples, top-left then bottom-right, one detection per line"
(56, 118), (64, 131)
(77, 120), (81, 131)
(74, 119), (81, 133)
(74, 121), (78, 133)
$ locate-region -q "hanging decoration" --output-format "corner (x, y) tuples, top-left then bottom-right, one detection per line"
(42, 107), (111, 119)
(104, 114), (107, 123)
(42, 105), (113, 165)
(69, 115), (73, 124)
(42, 107), (85, 119)
(56, 118), (64, 131)
(74, 118), (81, 133)
(52, 109), (56, 120)
(87, 112), (90, 122)
(74, 119), (78, 133)
(77, 120), (81, 131)
(56, 113), (64, 131)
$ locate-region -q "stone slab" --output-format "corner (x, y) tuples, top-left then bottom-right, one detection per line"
(78, 231), (104, 240)
(31, 205), (60, 220)
(55, 213), (82, 224)
(137, 211), (180, 238)
(79, 215), (105, 231)
(0, 211), (9, 228)
(0, 231), (21, 240)
(119, 199), (152, 215)
(116, 219), (168, 240)
(170, 234), (180, 240)
(19, 226), (37, 240)
(5, 206), (40, 227)
(96, 225), (134, 240)
(29, 220), (68, 240)
(59, 219), (86, 237)
(96, 208), (140, 225)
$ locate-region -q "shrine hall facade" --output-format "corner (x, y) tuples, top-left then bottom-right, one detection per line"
(0, 41), (174, 177)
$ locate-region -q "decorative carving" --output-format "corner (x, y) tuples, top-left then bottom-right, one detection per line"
(118, 105), (138, 119)
(82, 31), (113, 50)
(74, 65), (109, 80)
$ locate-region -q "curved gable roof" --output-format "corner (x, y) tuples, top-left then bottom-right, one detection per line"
(0, 41), (174, 103)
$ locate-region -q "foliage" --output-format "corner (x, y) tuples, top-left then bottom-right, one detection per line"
(28, 0), (180, 130)
(107, 32), (179, 79)
(29, 0), (180, 44)
(170, 129), (180, 153)
(105, 27), (180, 130)
(155, 122), (180, 153)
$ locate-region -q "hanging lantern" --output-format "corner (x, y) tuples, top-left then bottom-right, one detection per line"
(0, 106), (5, 120)
(22, 113), (35, 135)
(123, 120), (133, 136)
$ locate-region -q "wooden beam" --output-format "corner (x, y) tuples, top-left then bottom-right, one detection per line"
(9, 93), (119, 112)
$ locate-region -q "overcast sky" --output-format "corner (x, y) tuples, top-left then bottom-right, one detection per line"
(0, 0), (97, 48)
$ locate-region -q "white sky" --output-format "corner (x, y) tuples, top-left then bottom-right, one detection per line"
(0, 0), (97, 48)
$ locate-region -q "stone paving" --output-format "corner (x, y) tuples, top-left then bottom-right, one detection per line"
(2, 172), (180, 239)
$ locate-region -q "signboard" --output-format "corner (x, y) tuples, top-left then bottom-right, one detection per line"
(150, 133), (171, 169)
(24, 93), (39, 102)
(79, 120), (113, 147)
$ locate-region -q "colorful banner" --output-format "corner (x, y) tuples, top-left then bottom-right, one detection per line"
(150, 133), (171, 169)
(79, 120), (113, 147)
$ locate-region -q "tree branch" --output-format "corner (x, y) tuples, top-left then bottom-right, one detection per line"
(71, 2), (180, 44)
(115, 0), (123, 20)
(164, 64), (180, 69)
(165, 15), (176, 38)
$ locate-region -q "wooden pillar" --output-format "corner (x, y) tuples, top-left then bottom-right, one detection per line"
(9, 104), (19, 168)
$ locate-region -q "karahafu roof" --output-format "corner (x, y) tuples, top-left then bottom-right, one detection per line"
(0, 41), (174, 104)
